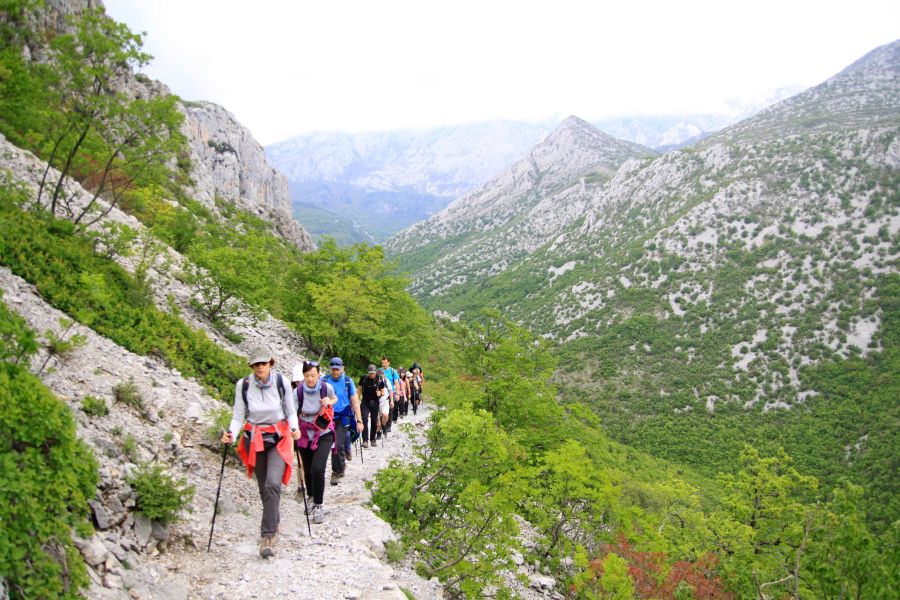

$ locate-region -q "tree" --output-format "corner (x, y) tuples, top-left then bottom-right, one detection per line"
(713, 446), (819, 598)
(4, 8), (185, 226)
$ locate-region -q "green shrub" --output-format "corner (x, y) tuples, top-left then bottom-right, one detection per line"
(127, 463), (194, 525)
(44, 318), (87, 359)
(0, 188), (246, 399)
(123, 435), (139, 463)
(385, 539), (406, 563)
(0, 362), (97, 599)
(0, 295), (37, 365)
(205, 404), (233, 446)
(81, 395), (109, 417)
(113, 378), (145, 415)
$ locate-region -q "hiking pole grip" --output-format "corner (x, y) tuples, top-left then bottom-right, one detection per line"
(207, 435), (229, 552)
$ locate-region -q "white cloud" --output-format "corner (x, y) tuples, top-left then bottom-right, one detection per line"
(103, 0), (900, 144)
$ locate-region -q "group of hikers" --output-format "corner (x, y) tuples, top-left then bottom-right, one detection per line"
(218, 347), (425, 558)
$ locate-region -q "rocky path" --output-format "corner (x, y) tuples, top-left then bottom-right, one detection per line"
(150, 407), (439, 600)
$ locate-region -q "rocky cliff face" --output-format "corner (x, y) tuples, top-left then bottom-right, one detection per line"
(29, 0), (315, 252)
(180, 100), (315, 251)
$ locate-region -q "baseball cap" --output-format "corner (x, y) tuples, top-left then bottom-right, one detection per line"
(367, 364), (377, 373)
(329, 357), (343, 368)
(247, 346), (272, 366)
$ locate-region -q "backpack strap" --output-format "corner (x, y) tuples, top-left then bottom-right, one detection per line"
(243, 374), (287, 420)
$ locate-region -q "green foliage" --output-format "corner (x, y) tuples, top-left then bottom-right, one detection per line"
(597, 553), (635, 600)
(0, 362), (98, 600)
(80, 395), (108, 417)
(0, 186), (246, 398)
(0, 292), (37, 365)
(204, 404), (233, 446)
(112, 377), (145, 416)
(0, 6), (186, 227)
(127, 463), (194, 525)
(282, 239), (433, 367)
(385, 539), (406, 563)
(44, 318), (87, 360)
(372, 407), (521, 597)
(122, 434), (139, 463)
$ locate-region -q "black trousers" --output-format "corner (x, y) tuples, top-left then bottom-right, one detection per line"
(331, 421), (347, 474)
(297, 431), (333, 505)
(361, 399), (380, 442)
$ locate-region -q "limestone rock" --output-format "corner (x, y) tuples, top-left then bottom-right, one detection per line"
(74, 535), (110, 568)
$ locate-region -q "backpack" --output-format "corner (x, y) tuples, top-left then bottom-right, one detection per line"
(240, 373), (288, 448)
(242, 373), (287, 417)
(299, 381), (333, 430)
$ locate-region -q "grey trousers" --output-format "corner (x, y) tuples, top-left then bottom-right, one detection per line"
(253, 446), (286, 536)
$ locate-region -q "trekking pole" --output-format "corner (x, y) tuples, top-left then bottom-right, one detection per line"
(295, 448), (312, 536)
(207, 435), (229, 552)
(358, 433), (364, 464)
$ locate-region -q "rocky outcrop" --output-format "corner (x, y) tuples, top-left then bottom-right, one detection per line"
(18, 0), (315, 253)
(180, 101), (315, 251)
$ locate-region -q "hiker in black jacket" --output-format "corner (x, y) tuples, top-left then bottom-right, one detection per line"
(357, 364), (385, 447)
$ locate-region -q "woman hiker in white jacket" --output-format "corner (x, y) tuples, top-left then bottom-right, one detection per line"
(220, 346), (301, 558)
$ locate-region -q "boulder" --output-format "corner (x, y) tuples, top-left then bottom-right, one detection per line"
(74, 535), (110, 568)
(133, 514), (153, 547)
(89, 499), (111, 530)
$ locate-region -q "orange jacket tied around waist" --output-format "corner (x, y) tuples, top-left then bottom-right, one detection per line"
(236, 421), (293, 484)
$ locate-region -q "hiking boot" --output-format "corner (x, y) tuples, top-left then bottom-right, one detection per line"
(312, 504), (324, 524)
(330, 472), (342, 486)
(345, 451), (353, 462)
(259, 535), (275, 558)
(362, 440), (369, 448)
(371, 439), (377, 447)
(375, 431), (382, 439)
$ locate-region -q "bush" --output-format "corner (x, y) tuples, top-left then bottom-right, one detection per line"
(113, 378), (146, 416)
(205, 405), (233, 446)
(0, 188), (246, 399)
(44, 318), (87, 359)
(81, 395), (108, 417)
(385, 539), (406, 563)
(127, 463), (194, 525)
(0, 363), (97, 599)
(0, 295), (37, 365)
(123, 435), (139, 463)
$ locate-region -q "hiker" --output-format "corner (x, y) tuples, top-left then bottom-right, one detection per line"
(221, 346), (300, 558)
(406, 369), (420, 415)
(376, 367), (394, 438)
(411, 362), (425, 391)
(293, 360), (338, 524)
(381, 356), (402, 426)
(397, 367), (410, 417)
(320, 357), (363, 485)
(358, 364), (385, 447)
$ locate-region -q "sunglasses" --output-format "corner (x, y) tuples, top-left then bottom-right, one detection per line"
(303, 360), (319, 369)
(251, 361), (269, 368)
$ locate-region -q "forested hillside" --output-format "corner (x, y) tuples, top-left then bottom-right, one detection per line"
(1, 1), (896, 599)
(386, 39), (900, 597)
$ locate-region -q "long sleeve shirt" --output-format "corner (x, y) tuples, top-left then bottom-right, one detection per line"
(228, 372), (298, 438)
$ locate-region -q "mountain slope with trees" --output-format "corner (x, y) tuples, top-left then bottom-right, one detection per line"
(388, 41), (900, 532)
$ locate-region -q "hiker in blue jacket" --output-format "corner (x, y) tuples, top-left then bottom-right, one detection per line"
(321, 357), (363, 485)
(380, 356), (401, 430)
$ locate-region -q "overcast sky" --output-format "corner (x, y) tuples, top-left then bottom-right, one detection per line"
(103, 0), (899, 145)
